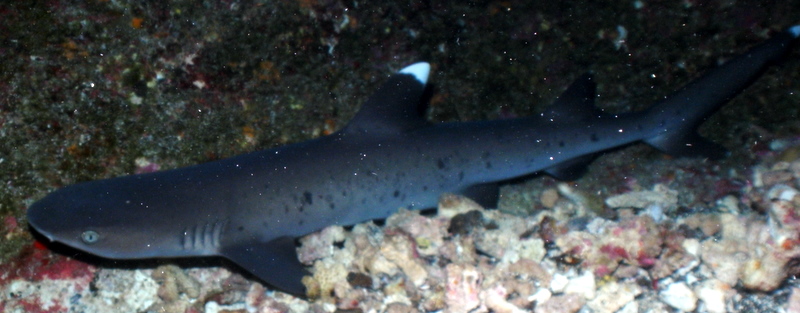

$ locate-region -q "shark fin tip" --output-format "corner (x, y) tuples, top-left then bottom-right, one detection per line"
(399, 62), (430, 85)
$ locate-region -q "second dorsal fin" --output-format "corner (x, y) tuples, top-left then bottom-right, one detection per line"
(540, 73), (600, 123)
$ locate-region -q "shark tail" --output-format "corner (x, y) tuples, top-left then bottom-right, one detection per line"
(643, 25), (799, 159)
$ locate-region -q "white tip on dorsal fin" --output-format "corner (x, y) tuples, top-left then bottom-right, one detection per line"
(789, 25), (800, 38)
(340, 62), (431, 137)
(399, 62), (430, 85)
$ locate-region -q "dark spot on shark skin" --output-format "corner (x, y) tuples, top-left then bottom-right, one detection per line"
(590, 133), (599, 142)
(329, 203), (335, 210)
(284, 206), (289, 214)
(459, 171), (464, 181)
(423, 185), (428, 191)
(559, 141), (565, 147)
(298, 220), (304, 226)
(303, 191), (313, 205)
(298, 205), (304, 212)
(262, 221), (268, 228)
(393, 190), (400, 198)
(238, 226), (245, 232)
(485, 161), (492, 169)
(437, 158), (446, 169)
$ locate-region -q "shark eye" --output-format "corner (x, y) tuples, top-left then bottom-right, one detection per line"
(81, 230), (100, 244)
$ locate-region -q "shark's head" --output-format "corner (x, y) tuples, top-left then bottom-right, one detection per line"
(27, 174), (208, 259)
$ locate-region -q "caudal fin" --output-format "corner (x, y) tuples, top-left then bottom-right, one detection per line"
(644, 25), (799, 158)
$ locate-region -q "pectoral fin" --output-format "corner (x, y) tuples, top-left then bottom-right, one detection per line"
(458, 183), (500, 208)
(221, 236), (308, 296)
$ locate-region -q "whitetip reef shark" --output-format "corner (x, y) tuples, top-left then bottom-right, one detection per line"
(27, 25), (800, 296)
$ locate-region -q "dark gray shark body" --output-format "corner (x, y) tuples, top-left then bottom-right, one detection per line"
(27, 25), (800, 296)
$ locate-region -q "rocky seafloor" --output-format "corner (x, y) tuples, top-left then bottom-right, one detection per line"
(7, 141), (800, 312)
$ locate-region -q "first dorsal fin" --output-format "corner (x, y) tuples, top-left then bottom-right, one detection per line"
(540, 73), (600, 123)
(341, 62), (431, 136)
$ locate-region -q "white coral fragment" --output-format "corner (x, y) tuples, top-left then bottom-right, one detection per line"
(659, 282), (697, 312)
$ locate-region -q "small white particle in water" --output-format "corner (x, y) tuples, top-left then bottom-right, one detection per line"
(614, 25), (628, 50)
